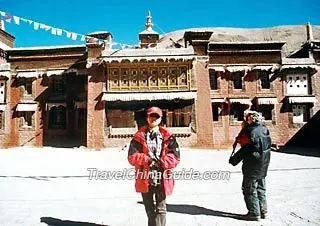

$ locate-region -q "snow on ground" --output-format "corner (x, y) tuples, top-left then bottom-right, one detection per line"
(0, 147), (320, 226)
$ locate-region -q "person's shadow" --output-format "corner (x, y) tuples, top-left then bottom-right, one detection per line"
(40, 217), (108, 226)
(137, 202), (244, 220)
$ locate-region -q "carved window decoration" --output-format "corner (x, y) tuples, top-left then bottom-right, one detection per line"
(159, 68), (167, 86)
(160, 77), (167, 86)
(160, 68), (167, 76)
(151, 68), (157, 76)
(286, 74), (309, 95)
(121, 69), (129, 87)
(179, 67), (188, 86)
(110, 68), (119, 87)
(150, 68), (158, 86)
(111, 69), (119, 76)
(140, 69), (148, 86)
(131, 69), (138, 86)
(292, 104), (309, 123)
(150, 77), (158, 86)
(169, 67), (178, 86)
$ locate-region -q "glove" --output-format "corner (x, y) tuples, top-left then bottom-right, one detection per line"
(229, 156), (237, 166)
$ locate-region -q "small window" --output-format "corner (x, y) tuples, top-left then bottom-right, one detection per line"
(233, 72), (243, 89)
(260, 71), (270, 89)
(257, 105), (273, 121)
(286, 74), (309, 95)
(212, 104), (221, 121)
(19, 111), (34, 129)
(230, 103), (246, 121)
(51, 76), (65, 96)
(292, 104), (309, 123)
(209, 70), (218, 90)
(24, 79), (33, 95)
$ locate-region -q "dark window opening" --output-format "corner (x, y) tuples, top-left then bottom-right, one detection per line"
(209, 70), (218, 90)
(230, 103), (246, 121)
(257, 105), (273, 120)
(212, 104), (220, 121)
(233, 72), (243, 89)
(260, 71), (270, 89)
(19, 111), (34, 129)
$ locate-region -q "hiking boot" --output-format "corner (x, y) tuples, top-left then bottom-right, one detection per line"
(261, 212), (268, 219)
(241, 213), (260, 221)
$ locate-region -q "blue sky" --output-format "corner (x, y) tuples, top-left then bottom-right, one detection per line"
(1, 0), (319, 47)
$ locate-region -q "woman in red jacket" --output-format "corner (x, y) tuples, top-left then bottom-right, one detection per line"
(128, 106), (180, 226)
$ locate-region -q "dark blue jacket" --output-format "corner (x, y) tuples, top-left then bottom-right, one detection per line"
(230, 122), (271, 179)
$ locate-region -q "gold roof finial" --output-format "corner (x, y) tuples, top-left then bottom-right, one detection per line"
(145, 10), (153, 31)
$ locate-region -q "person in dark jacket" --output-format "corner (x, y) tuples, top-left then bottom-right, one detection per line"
(229, 111), (271, 221)
(128, 106), (180, 226)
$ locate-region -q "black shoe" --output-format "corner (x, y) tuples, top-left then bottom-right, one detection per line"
(241, 213), (260, 221)
(261, 212), (267, 219)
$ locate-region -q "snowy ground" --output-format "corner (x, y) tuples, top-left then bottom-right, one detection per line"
(0, 146), (320, 226)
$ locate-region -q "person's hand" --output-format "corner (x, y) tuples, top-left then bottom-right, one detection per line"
(229, 156), (237, 166)
(149, 159), (161, 169)
(232, 141), (237, 150)
(149, 159), (156, 168)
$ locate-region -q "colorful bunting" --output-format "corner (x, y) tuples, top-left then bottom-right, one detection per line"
(0, 10), (134, 49)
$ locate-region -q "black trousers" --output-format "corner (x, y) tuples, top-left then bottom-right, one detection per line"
(141, 185), (167, 226)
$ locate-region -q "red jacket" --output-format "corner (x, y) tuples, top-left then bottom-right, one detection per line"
(128, 126), (180, 196)
(236, 132), (251, 146)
